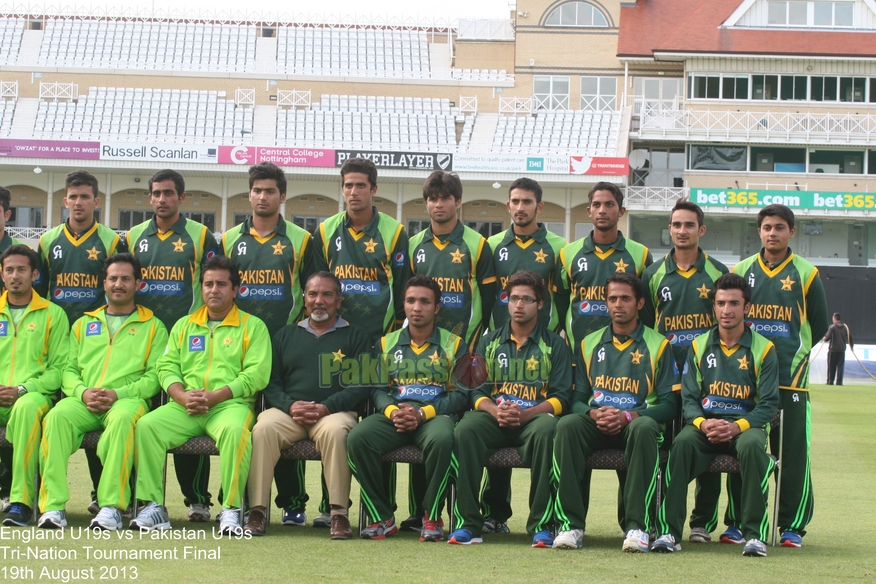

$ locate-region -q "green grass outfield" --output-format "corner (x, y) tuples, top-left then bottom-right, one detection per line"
(3, 384), (874, 583)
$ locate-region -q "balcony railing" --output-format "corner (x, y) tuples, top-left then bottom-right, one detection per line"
(624, 186), (687, 207)
(639, 108), (876, 144)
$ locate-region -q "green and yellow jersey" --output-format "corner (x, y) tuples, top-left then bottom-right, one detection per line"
(733, 249), (828, 391)
(372, 325), (467, 420)
(409, 221), (497, 345)
(37, 221), (127, 324)
(314, 207), (409, 342)
(641, 248), (728, 365)
(683, 326), (779, 432)
(127, 215), (218, 331)
(470, 322), (572, 414)
(487, 224), (567, 332)
(221, 216), (315, 337)
(556, 231), (652, 347)
(573, 321), (679, 423)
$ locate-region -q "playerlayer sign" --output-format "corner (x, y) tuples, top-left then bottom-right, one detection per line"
(100, 143), (218, 163)
(335, 150), (453, 171)
(0, 139), (100, 159)
(217, 146), (334, 167)
(693, 188), (876, 211)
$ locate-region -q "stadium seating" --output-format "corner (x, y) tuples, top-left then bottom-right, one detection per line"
(33, 87), (253, 143)
(37, 20), (256, 72)
(492, 110), (620, 155)
(0, 17), (23, 66)
(277, 94), (471, 151)
(0, 98), (16, 136)
(277, 28), (431, 79)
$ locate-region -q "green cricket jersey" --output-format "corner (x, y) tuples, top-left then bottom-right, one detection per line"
(0, 232), (25, 294)
(221, 215), (315, 337)
(314, 207), (409, 341)
(373, 325), (467, 420)
(409, 221), (497, 345)
(641, 248), (728, 365)
(37, 221), (127, 324)
(470, 322), (572, 415)
(556, 231), (652, 347)
(488, 224), (567, 332)
(127, 215), (218, 331)
(733, 250), (829, 391)
(684, 326), (779, 432)
(573, 321), (679, 423)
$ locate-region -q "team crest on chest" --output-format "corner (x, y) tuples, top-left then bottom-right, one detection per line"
(450, 249), (465, 264)
(630, 349), (644, 365)
(363, 238), (378, 253)
(172, 238), (187, 252)
(614, 258), (629, 272)
(86, 246), (101, 260)
(533, 249), (547, 263)
(272, 240), (286, 255)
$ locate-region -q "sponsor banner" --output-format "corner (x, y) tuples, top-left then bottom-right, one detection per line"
(666, 329), (708, 347)
(53, 287), (100, 303)
(238, 284), (284, 300)
(693, 188), (876, 211)
(100, 143), (218, 163)
(336, 150), (453, 171)
(0, 139), (100, 160)
(453, 154), (567, 173)
(340, 280), (381, 296)
(746, 319), (791, 338)
(138, 280), (183, 296)
(217, 146), (335, 167)
(576, 299), (608, 317)
(569, 156), (629, 175)
(495, 394), (537, 409)
(440, 293), (464, 309)
(592, 389), (639, 408)
(702, 396), (747, 414)
(397, 384), (444, 400)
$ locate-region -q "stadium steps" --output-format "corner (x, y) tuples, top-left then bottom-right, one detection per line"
(9, 98), (38, 138)
(252, 104), (277, 145)
(429, 42), (452, 78)
(465, 112), (499, 154)
(14, 29), (42, 67)
(255, 36), (277, 73)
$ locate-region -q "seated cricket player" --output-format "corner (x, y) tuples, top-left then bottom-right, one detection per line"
(37, 253), (168, 530)
(552, 273), (679, 552)
(0, 245), (69, 527)
(347, 275), (466, 542)
(448, 270), (571, 547)
(244, 271), (372, 539)
(652, 273), (779, 557)
(130, 256), (270, 534)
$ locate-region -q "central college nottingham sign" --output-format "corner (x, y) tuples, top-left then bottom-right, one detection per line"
(0, 139), (629, 176)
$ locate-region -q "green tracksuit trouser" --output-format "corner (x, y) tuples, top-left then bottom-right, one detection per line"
(658, 425), (773, 542)
(452, 410), (557, 535)
(135, 400), (254, 509)
(348, 413), (455, 523)
(39, 396), (148, 512)
(553, 413), (661, 533)
(0, 392), (51, 505)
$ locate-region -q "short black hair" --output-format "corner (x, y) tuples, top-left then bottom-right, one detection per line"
(508, 177), (543, 204)
(249, 162), (287, 195)
(65, 170), (99, 197)
(404, 274), (442, 305)
(149, 169), (185, 196)
(340, 157), (378, 189)
(422, 171), (462, 201)
(670, 198), (704, 227)
(201, 256), (241, 289)
(758, 204), (795, 230)
(587, 181), (623, 207)
(605, 273), (644, 302)
(0, 244), (39, 272)
(713, 272), (751, 305)
(505, 270), (545, 303)
(0, 185), (10, 212)
(833, 312), (841, 320)
(103, 253), (142, 280)
(306, 270), (342, 297)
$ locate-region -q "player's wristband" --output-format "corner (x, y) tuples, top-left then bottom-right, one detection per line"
(623, 411), (633, 424)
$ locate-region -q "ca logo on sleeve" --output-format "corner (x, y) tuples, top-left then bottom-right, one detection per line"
(189, 335), (206, 352)
(86, 322), (102, 336)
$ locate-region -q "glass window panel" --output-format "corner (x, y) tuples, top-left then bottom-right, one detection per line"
(781, 75), (795, 100)
(545, 9), (561, 25)
(651, 150), (669, 169)
(723, 77), (737, 99)
(534, 76), (551, 94)
(580, 76), (598, 94)
(814, 2), (833, 25)
(870, 79), (876, 103)
(794, 76), (807, 99)
(592, 9), (608, 26)
(662, 78), (678, 99)
(602, 77), (617, 94)
(768, 1), (786, 24)
(752, 75), (766, 99)
(811, 76), (824, 100)
(835, 3), (853, 26)
(689, 145), (747, 171)
(789, 1), (808, 24)
(706, 76), (720, 99)
(554, 77), (570, 93)
(561, 4), (577, 25)
(764, 75), (779, 100)
(853, 78), (866, 101)
(580, 5), (593, 26)
(824, 76), (838, 100)
(736, 76), (749, 99)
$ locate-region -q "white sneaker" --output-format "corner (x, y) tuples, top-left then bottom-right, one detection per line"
(742, 538), (767, 557)
(91, 507), (123, 531)
(0, 496), (10, 513)
(38, 510), (67, 529)
(688, 527), (711, 543)
(651, 534), (681, 553)
(552, 529), (584, 549)
(129, 502), (171, 531)
(188, 503), (211, 522)
(622, 529), (650, 553)
(218, 508), (242, 536)
(313, 512), (332, 528)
